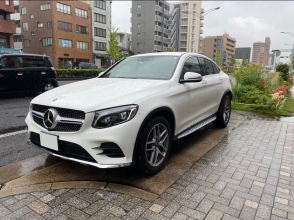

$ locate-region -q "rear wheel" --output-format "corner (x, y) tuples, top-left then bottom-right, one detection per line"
(43, 82), (56, 92)
(213, 95), (231, 128)
(137, 116), (172, 175)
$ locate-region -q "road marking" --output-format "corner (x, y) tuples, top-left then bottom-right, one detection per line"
(0, 130), (27, 139)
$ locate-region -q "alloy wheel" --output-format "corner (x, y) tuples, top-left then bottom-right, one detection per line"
(44, 83), (54, 91)
(223, 97), (231, 123)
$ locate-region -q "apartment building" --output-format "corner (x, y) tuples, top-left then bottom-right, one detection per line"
(252, 37), (271, 66)
(10, 0), (22, 50)
(131, 0), (174, 53)
(235, 47), (251, 62)
(173, 1), (204, 53)
(91, 0), (111, 68)
(202, 33), (236, 66)
(117, 32), (131, 57)
(0, 0), (16, 48)
(20, 0), (92, 68)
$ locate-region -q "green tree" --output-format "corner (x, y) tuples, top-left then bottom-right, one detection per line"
(241, 57), (248, 66)
(167, 47), (174, 52)
(276, 62), (290, 81)
(215, 50), (221, 66)
(229, 54), (236, 67)
(106, 26), (123, 63)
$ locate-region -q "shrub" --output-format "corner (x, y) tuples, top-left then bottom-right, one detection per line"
(275, 63), (290, 81)
(56, 68), (105, 78)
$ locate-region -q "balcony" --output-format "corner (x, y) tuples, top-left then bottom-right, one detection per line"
(154, 45), (162, 51)
(180, 44), (187, 48)
(181, 29), (188, 33)
(181, 22), (188, 26)
(200, 15), (204, 20)
(155, 5), (163, 13)
(163, 46), (167, 52)
(14, 27), (21, 35)
(0, 20), (16, 34)
(154, 25), (162, 32)
(180, 37), (187, 41)
(155, 15), (162, 22)
(201, 8), (205, 13)
(10, 13), (20, 21)
(167, 20), (172, 25)
(154, 35), (161, 41)
(14, 42), (22, 49)
(200, 22), (204, 27)
(200, 29), (203, 34)
(0, 2), (14, 13)
(164, 9), (169, 15)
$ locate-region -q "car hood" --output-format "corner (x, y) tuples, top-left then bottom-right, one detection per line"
(31, 78), (171, 112)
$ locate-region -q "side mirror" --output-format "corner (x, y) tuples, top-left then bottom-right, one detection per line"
(180, 72), (203, 83)
(98, 71), (105, 77)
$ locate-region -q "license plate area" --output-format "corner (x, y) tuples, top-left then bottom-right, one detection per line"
(40, 132), (59, 151)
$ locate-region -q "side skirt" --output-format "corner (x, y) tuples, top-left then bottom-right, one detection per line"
(173, 114), (216, 140)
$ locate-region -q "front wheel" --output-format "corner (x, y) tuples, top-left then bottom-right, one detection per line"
(137, 116), (172, 175)
(213, 94), (231, 128)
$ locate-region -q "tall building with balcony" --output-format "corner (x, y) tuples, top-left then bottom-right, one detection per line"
(131, 0), (175, 53)
(20, 0), (92, 68)
(252, 37), (271, 66)
(202, 33), (236, 66)
(11, 0), (22, 50)
(173, 1), (204, 53)
(117, 32), (131, 58)
(0, 0), (16, 48)
(91, 0), (111, 68)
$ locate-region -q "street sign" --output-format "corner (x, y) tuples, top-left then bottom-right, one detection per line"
(272, 50), (281, 57)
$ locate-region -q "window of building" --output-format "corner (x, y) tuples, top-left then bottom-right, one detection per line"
(58, 21), (72, 32)
(137, 33), (141, 37)
(40, 3), (51, 11)
(75, 8), (88, 18)
(24, 39), (29, 47)
(76, 25), (88, 34)
(31, 32), (35, 36)
(47, 21), (52, 28)
(137, 4), (141, 8)
(42, 38), (52, 46)
(94, 27), (106, 38)
(21, 7), (27, 15)
(95, 42), (106, 51)
(94, 13), (106, 24)
(137, 23), (141, 27)
(137, 43), (141, 47)
(93, 0), (106, 10)
(137, 14), (141, 17)
(58, 39), (72, 48)
(30, 14), (34, 19)
(6, 0), (9, 5)
(57, 2), (71, 14)
(22, 22), (28, 31)
(37, 23), (43, 28)
(77, 41), (89, 50)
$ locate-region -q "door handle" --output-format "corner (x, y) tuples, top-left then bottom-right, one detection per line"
(17, 73), (23, 76)
(41, 72), (46, 74)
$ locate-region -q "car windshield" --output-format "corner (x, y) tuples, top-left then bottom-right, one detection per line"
(101, 55), (179, 80)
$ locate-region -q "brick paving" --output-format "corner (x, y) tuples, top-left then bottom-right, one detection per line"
(0, 117), (294, 219)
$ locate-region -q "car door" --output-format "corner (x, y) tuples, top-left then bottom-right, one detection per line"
(200, 58), (223, 114)
(171, 56), (211, 133)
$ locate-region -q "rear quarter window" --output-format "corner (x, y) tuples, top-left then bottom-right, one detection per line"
(44, 57), (53, 67)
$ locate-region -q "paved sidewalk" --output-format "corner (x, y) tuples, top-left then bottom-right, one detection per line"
(0, 117), (294, 219)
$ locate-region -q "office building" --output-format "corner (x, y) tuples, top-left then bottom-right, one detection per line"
(252, 37), (271, 65)
(20, 0), (93, 68)
(0, 0), (16, 48)
(173, 1), (204, 53)
(202, 33), (236, 66)
(235, 47), (251, 62)
(117, 32), (131, 57)
(91, 0), (111, 68)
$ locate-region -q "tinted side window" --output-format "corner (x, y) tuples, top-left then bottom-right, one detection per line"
(22, 57), (45, 67)
(203, 59), (215, 75)
(44, 57), (53, 67)
(181, 57), (202, 77)
(0, 56), (23, 69)
(212, 62), (220, 74)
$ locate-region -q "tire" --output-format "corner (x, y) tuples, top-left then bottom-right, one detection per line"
(213, 94), (231, 128)
(137, 116), (172, 175)
(42, 81), (56, 92)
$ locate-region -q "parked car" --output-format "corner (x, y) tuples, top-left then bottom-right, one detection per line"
(26, 52), (232, 174)
(72, 62), (97, 69)
(0, 53), (58, 93)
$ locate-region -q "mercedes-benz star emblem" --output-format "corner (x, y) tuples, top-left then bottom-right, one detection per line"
(43, 108), (59, 129)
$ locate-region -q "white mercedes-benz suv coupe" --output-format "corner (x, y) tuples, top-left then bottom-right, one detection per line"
(26, 52), (232, 174)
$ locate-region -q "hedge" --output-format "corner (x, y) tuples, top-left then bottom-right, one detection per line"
(56, 68), (106, 78)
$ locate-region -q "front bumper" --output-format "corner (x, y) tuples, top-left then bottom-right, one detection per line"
(25, 110), (146, 168)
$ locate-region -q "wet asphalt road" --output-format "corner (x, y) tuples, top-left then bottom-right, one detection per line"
(0, 81), (75, 167)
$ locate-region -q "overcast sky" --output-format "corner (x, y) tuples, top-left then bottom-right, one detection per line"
(112, 1), (294, 62)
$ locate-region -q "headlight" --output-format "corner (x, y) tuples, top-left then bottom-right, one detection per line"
(92, 105), (139, 129)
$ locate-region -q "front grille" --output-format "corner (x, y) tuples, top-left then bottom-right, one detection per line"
(30, 132), (96, 162)
(32, 104), (85, 132)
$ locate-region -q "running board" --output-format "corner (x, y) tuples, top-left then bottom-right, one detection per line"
(174, 116), (216, 140)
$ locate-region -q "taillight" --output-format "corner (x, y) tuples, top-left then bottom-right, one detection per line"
(51, 67), (57, 76)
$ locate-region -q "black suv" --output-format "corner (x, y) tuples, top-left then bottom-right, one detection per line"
(72, 62), (97, 69)
(0, 53), (58, 93)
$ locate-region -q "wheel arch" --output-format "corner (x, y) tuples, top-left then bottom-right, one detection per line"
(132, 107), (176, 164)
